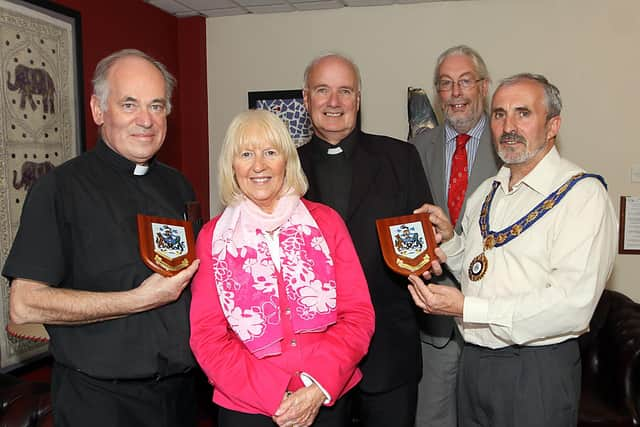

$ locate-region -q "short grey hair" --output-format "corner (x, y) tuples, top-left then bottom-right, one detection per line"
(433, 45), (490, 87)
(92, 49), (176, 114)
(303, 53), (362, 92)
(495, 73), (562, 120)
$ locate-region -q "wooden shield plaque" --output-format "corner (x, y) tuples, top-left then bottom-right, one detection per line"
(137, 214), (196, 277)
(376, 213), (437, 276)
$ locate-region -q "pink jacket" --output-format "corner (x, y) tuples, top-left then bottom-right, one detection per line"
(190, 199), (375, 416)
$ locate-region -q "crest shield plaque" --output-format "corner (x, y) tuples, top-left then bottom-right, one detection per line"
(376, 213), (437, 276)
(137, 214), (196, 276)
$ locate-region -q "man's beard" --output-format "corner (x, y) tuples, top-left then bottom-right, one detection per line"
(447, 115), (477, 134)
(496, 131), (547, 165)
(443, 100), (483, 134)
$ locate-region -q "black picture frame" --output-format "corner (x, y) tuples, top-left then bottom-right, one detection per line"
(248, 89), (312, 147)
(0, 0), (84, 370)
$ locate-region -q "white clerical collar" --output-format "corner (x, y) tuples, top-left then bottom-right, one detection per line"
(327, 146), (343, 155)
(134, 164), (149, 176)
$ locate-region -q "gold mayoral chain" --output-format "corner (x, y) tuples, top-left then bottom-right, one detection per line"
(468, 173), (606, 282)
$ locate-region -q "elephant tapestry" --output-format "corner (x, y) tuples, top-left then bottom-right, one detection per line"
(0, 0), (83, 369)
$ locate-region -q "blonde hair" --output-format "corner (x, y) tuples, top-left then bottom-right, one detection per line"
(218, 109), (308, 206)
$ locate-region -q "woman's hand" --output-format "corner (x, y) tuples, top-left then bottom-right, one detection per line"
(272, 383), (326, 427)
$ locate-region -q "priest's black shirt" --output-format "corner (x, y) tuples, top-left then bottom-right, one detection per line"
(306, 130), (358, 218)
(2, 139), (197, 379)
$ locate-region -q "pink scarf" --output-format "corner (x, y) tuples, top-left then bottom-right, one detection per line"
(211, 195), (337, 358)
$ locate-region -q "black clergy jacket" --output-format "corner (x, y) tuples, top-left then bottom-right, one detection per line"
(298, 129), (433, 393)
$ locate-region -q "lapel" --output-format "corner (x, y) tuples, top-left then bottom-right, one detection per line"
(300, 144), (321, 201)
(345, 131), (382, 222)
(467, 125), (496, 192)
(429, 127), (448, 212)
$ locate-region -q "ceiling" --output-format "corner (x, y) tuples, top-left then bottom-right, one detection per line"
(144, 0), (460, 18)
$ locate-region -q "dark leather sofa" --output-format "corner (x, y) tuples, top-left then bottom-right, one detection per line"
(578, 289), (640, 426)
(0, 371), (52, 427)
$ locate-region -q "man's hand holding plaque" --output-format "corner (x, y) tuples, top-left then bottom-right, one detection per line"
(376, 213), (438, 276)
(405, 203), (465, 318)
(137, 214), (196, 277)
(411, 202), (455, 277)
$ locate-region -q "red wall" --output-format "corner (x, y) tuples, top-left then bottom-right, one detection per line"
(177, 17), (210, 219)
(52, 0), (210, 218)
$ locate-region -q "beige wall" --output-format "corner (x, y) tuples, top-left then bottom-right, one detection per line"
(206, 0), (640, 300)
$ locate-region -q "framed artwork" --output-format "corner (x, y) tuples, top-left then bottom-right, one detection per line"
(619, 196), (640, 254)
(248, 90), (312, 147)
(0, 0), (84, 370)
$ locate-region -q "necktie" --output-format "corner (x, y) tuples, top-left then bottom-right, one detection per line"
(448, 133), (471, 226)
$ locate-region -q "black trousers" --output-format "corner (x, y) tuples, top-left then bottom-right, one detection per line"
(218, 390), (352, 427)
(458, 340), (581, 427)
(52, 362), (197, 427)
(355, 380), (417, 427)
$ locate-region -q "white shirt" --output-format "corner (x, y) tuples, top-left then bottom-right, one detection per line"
(442, 147), (617, 349)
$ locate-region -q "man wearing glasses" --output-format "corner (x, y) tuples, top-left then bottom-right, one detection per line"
(410, 45), (500, 427)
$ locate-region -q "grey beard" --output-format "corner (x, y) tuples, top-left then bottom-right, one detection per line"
(445, 111), (483, 134)
(498, 140), (549, 165)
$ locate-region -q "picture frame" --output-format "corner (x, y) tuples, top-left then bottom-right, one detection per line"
(619, 196), (640, 254)
(248, 90), (312, 147)
(0, 0), (84, 370)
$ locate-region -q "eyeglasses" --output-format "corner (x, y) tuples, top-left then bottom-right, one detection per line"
(436, 78), (484, 92)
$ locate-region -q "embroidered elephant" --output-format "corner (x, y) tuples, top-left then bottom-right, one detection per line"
(13, 160), (55, 192)
(7, 64), (56, 114)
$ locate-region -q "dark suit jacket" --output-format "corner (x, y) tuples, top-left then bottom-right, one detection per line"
(411, 120), (500, 347)
(299, 130), (432, 393)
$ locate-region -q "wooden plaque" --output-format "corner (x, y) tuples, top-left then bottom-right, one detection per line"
(137, 214), (196, 277)
(376, 213), (437, 276)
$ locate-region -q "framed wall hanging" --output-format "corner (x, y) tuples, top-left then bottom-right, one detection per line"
(0, 0), (84, 370)
(248, 89), (312, 147)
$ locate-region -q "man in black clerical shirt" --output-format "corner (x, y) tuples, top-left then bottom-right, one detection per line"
(3, 49), (200, 427)
(297, 54), (432, 427)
